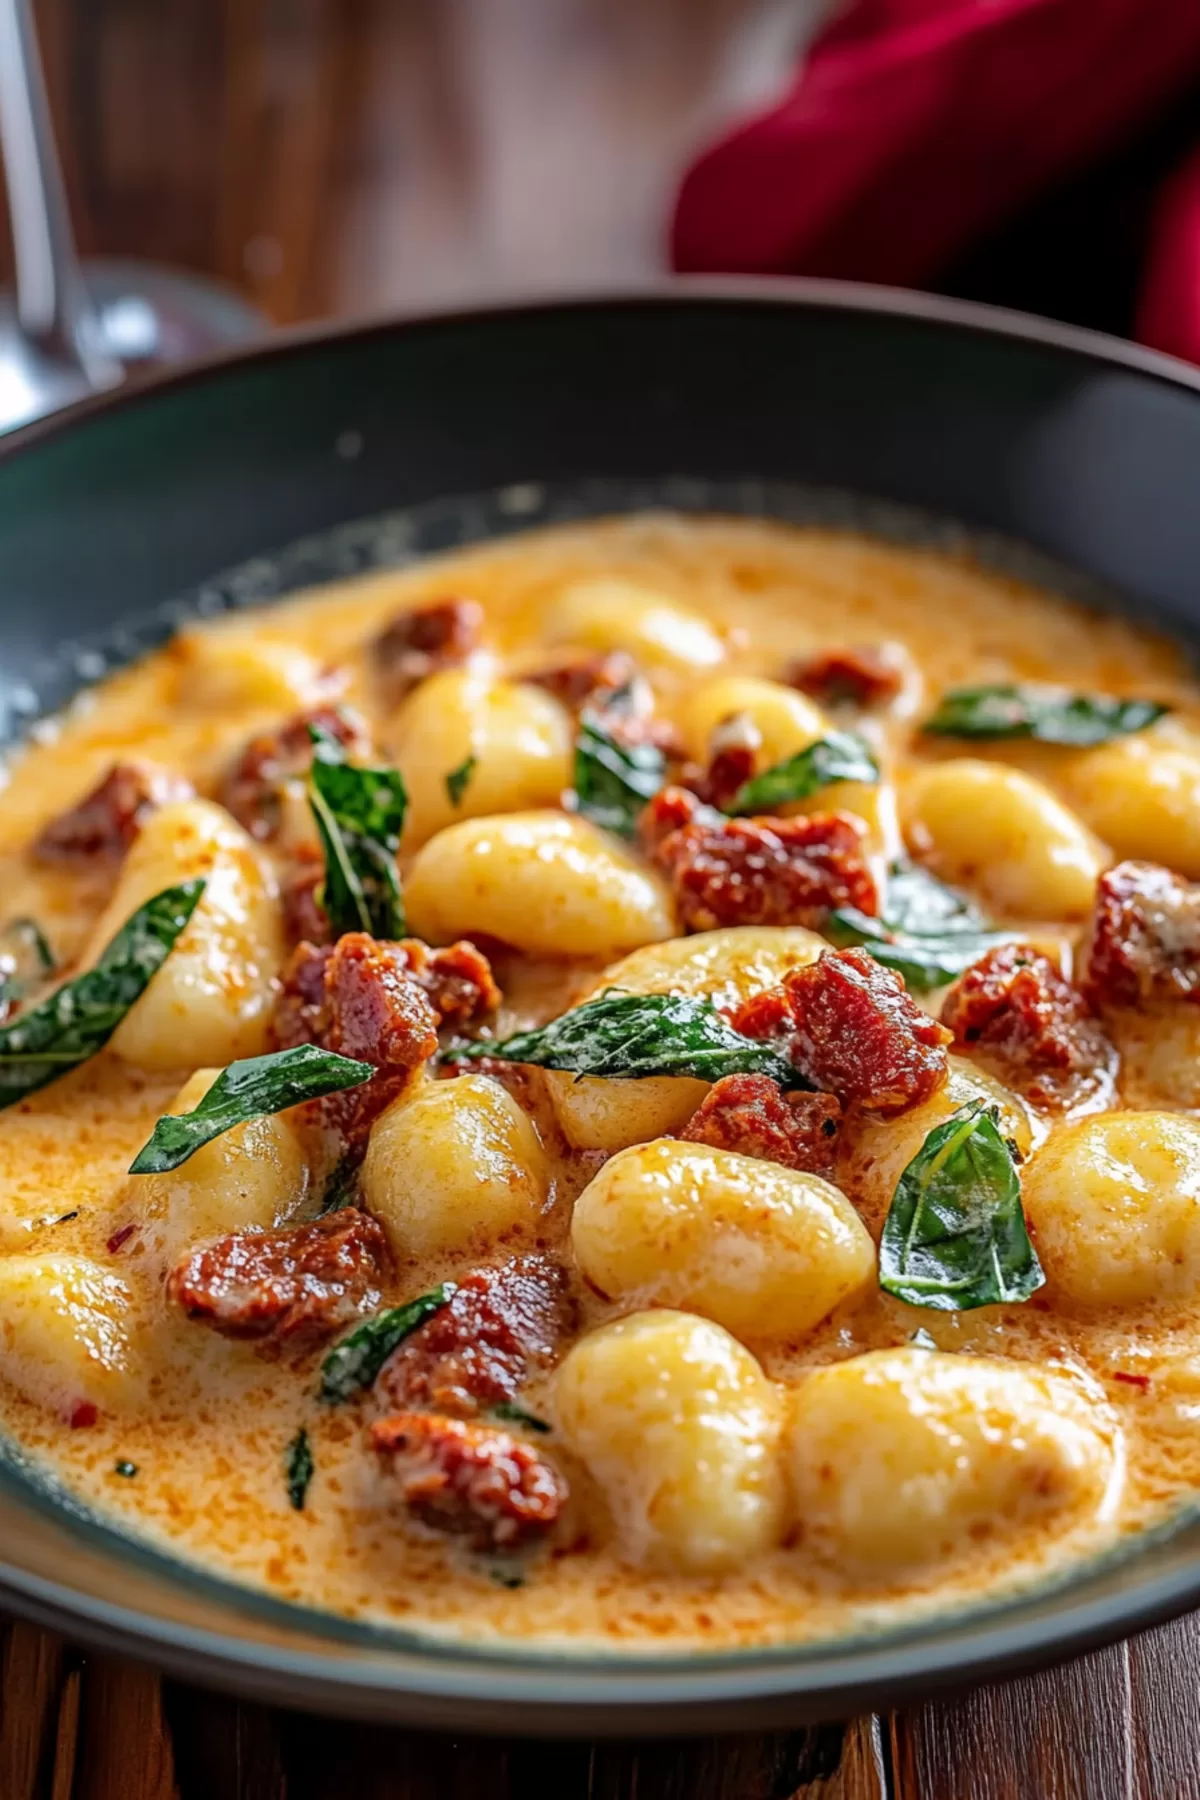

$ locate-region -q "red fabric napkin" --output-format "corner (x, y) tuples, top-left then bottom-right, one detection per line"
(672, 0), (1200, 363)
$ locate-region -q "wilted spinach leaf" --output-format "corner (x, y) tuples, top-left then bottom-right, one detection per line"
(827, 862), (1011, 991)
(285, 1427), (314, 1510)
(923, 684), (1166, 745)
(129, 1043), (373, 1174)
(0, 880), (204, 1109)
(307, 724), (408, 937)
(879, 1101), (1044, 1310)
(452, 989), (800, 1085)
(726, 730), (878, 816)
(444, 753), (477, 807)
(320, 1284), (455, 1403)
(572, 687), (666, 837)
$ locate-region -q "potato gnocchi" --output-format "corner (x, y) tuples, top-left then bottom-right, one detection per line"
(0, 510), (1198, 1655)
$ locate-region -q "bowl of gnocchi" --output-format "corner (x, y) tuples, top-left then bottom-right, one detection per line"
(2, 288), (1200, 1730)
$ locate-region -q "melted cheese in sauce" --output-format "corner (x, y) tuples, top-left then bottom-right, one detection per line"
(1, 512), (1200, 1652)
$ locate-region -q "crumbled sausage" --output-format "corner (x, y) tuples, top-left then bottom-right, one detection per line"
(738, 947), (950, 1115)
(374, 1255), (575, 1418)
(371, 1410), (566, 1550)
(1081, 860), (1200, 1009)
(942, 943), (1115, 1108)
(652, 809), (879, 932)
(221, 706), (367, 840)
(786, 645), (905, 709)
(678, 1074), (842, 1174)
(392, 938), (502, 1027)
(167, 1208), (388, 1348)
(273, 934), (439, 1141)
(33, 761), (194, 867)
(522, 650), (636, 710)
(372, 597), (483, 699)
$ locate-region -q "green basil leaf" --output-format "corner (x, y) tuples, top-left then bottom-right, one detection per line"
(726, 730), (879, 816)
(129, 1043), (374, 1175)
(320, 1284), (455, 1404)
(879, 1101), (1044, 1311)
(923, 684), (1167, 745)
(0, 881), (204, 1110)
(444, 753), (477, 808)
(826, 862), (1011, 991)
(489, 1402), (552, 1434)
(285, 1427), (314, 1510)
(572, 688), (666, 837)
(452, 990), (801, 1086)
(307, 725), (408, 938)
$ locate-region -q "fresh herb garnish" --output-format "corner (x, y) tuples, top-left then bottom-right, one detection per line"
(879, 1101), (1045, 1311)
(452, 990), (800, 1086)
(0, 917), (56, 1009)
(908, 1328), (938, 1351)
(726, 731), (879, 816)
(113, 1459), (139, 1478)
(307, 724), (408, 937)
(0, 881), (204, 1111)
(490, 1402), (552, 1434)
(320, 1285), (455, 1404)
(827, 862), (1011, 991)
(285, 1428), (314, 1510)
(488, 1566), (526, 1590)
(129, 1044), (373, 1175)
(318, 1149), (364, 1213)
(923, 684), (1167, 746)
(444, 753), (478, 808)
(572, 686), (666, 837)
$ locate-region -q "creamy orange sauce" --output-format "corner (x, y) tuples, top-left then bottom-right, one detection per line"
(2, 511), (1200, 1653)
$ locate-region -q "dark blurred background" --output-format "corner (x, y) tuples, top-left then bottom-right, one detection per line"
(2, 0), (1199, 343)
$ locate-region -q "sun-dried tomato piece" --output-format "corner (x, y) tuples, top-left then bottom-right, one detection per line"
(1081, 861), (1200, 1010)
(34, 761), (194, 867)
(778, 947), (950, 1115)
(678, 1074), (842, 1174)
(391, 938), (502, 1027)
(221, 706), (366, 840)
(785, 644), (906, 709)
(680, 714), (762, 810)
(372, 597), (483, 699)
(638, 785), (712, 854)
(521, 650), (636, 711)
(371, 1410), (566, 1550)
(375, 1255), (575, 1418)
(273, 934), (439, 1141)
(167, 1208), (388, 1348)
(653, 810), (879, 933)
(281, 853), (328, 946)
(942, 943), (1114, 1108)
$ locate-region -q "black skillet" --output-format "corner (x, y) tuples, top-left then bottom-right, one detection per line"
(1, 283), (1199, 1734)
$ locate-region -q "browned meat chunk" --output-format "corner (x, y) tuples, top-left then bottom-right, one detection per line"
(942, 943), (1114, 1108)
(375, 1255), (575, 1418)
(221, 706), (367, 840)
(653, 809), (879, 932)
(167, 1208), (388, 1348)
(743, 947), (950, 1116)
(521, 650), (635, 710)
(1081, 860), (1200, 1009)
(786, 645), (905, 709)
(391, 938), (502, 1027)
(371, 1411), (566, 1550)
(373, 598), (483, 699)
(678, 1074), (842, 1174)
(34, 761), (194, 867)
(273, 934), (439, 1141)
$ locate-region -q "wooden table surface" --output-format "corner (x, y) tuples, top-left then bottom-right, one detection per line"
(5, 5), (1200, 1795)
(2, 1608), (1200, 1799)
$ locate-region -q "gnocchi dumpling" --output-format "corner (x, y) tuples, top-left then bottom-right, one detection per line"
(130, 1069), (309, 1270)
(389, 669), (573, 846)
(1061, 735), (1200, 879)
(786, 1349), (1120, 1572)
(84, 799), (284, 1071)
(1021, 1112), (1200, 1306)
(548, 579), (724, 675)
(0, 1254), (138, 1416)
(169, 624), (326, 713)
(572, 1140), (874, 1339)
(555, 1310), (785, 1573)
(362, 1074), (550, 1262)
(678, 675), (825, 766)
(902, 759), (1105, 919)
(547, 925), (825, 1152)
(404, 810), (675, 959)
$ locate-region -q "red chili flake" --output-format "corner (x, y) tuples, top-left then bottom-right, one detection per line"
(69, 1401), (98, 1429)
(106, 1223), (137, 1255)
(1112, 1370), (1151, 1391)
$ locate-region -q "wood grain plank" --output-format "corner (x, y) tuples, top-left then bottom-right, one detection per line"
(890, 1639), (1136, 1800)
(1127, 1612), (1200, 1799)
(162, 1680), (286, 1800)
(73, 1655), (179, 1800)
(0, 1620), (71, 1800)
